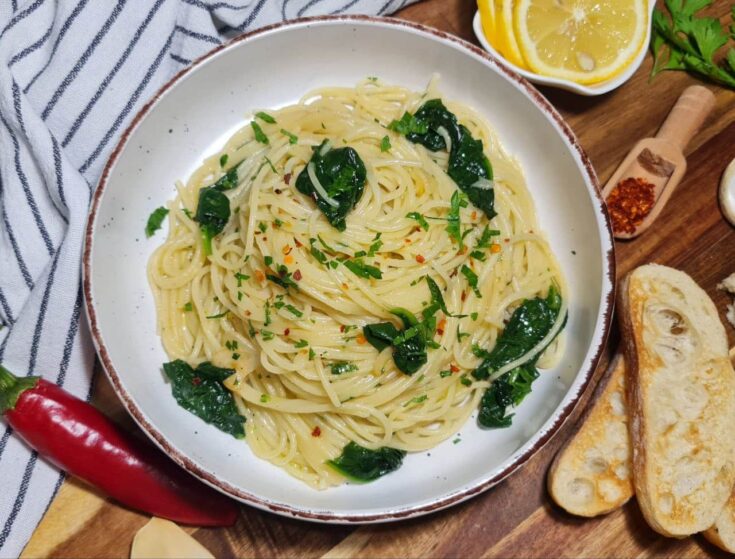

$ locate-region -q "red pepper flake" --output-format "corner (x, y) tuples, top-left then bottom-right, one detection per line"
(282, 245), (292, 255)
(471, 211), (477, 220)
(461, 291), (467, 302)
(284, 328), (290, 336)
(605, 177), (656, 235)
(404, 238), (411, 244)
(311, 426), (322, 437)
(274, 188), (282, 194)
(284, 173), (292, 185)
(339, 325), (346, 333)
(192, 377), (202, 386)
(293, 269), (302, 281)
(416, 254), (425, 264)
(450, 364), (459, 373)
(294, 238), (303, 248)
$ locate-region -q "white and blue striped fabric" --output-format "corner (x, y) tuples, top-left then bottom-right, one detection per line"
(0, 0), (418, 554)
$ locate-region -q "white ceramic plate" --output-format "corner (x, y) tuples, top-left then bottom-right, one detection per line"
(472, 4), (657, 96)
(84, 16), (615, 523)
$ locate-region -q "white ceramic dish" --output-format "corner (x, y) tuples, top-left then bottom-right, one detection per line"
(472, 4), (656, 96)
(83, 16), (615, 523)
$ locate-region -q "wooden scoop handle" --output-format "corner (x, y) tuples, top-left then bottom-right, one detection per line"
(655, 85), (715, 151)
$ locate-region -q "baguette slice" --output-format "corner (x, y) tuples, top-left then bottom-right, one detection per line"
(620, 264), (735, 538)
(548, 354), (633, 516)
(702, 348), (735, 552)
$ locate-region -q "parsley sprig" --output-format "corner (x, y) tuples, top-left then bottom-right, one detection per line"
(651, 0), (735, 88)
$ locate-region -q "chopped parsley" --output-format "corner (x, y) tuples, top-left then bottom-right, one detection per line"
(182, 302), (193, 312)
(380, 135), (391, 152)
(447, 191), (468, 248)
(258, 221), (268, 233)
(331, 362), (359, 375)
(255, 111), (276, 124)
(294, 339), (309, 348)
(285, 304), (303, 318)
(309, 238), (328, 264)
(145, 206), (169, 237)
(280, 128), (298, 144)
(406, 212), (429, 231)
(344, 259), (382, 280)
(251, 121), (269, 144)
(219, 154), (229, 167)
(260, 393), (271, 403)
(234, 272), (249, 286)
(461, 265), (481, 298)
(403, 394), (428, 407)
(439, 370), (452, 378)
(206, 310), (229, 319)
(260, 329), (275, 341)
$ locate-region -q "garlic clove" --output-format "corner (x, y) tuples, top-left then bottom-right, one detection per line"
(721, 158), (735, 227)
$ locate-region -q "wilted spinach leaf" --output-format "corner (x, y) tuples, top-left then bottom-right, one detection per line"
(363, 322), (400, 352)
(392, 99), (496, 219)
(327, 441), (406, 482)
(194, 166), (240, 254)
(295, 140), (367, 231)
(472, 285), (565, 428)
(162, 360), (244, 438)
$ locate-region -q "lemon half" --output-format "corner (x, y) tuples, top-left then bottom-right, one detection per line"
(513, 0), (648, 84)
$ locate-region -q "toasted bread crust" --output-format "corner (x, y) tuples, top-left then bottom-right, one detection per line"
(548, 354), (633, 516)
(620, 264), (735, 538)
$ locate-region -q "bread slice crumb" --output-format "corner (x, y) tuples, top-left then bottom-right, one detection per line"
(717, 273), (735, 328)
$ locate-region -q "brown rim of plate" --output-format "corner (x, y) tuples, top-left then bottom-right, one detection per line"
(82, 14), (616, 523)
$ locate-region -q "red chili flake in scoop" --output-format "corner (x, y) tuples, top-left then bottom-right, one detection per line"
(606, 177), (656, 235)
(311, 426), (322, 437)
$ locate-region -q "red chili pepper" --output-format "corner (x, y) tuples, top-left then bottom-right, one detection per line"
(0, 365), (238, 526)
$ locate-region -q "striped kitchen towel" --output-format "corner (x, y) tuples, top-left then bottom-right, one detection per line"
(0, 0), (418, 555)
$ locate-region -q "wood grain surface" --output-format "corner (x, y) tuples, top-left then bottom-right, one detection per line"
(21, 0), (735, 557)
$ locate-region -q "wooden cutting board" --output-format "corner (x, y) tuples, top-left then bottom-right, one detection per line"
(21, 0), (735, 557)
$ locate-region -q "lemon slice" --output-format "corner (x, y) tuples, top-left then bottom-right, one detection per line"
(496, 0), (528, 69)
(478, 0), (529, 69)
(514, 0), (647, 84)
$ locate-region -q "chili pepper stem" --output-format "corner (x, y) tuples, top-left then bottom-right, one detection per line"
(0, 364), (39, 415)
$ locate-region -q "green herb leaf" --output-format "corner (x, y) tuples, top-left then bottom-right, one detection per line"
(255, 111), (276, 124)
(162, 360), (244, 438)
(251, 121), (269, 144)
(368, 236), (383, 257)
(280, 128), (298, 144)
(145, 207), (169, 237)
(387, 112), (429, 135)
(330, 362), (358, 375)
(476, 225), (500, 249)
(380, 135), (391, 152)
(219, 154), (229, 168)
(406, 212), (429, 231)
(294, 339), (309, 348)
(403, 394), (428, 407)
(206, 310), (229, 319)
(327, 441), (406, 482)
(183, 302), (193, 312)
(460, 265), (481, 298)
(344, 258), (382, 279)
(309, 238), (328, 264)
(446, 191), (468, 247)
(285, 304), (303, 318)
(261, 329), (275, 341)
(295, 140), (367, 231)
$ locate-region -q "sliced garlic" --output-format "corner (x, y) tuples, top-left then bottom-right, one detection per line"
(720, 158), (735, 227)
(130, 518), (214, 559)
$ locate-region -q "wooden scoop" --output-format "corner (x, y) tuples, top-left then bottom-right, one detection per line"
(602, 85), (715, 240)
